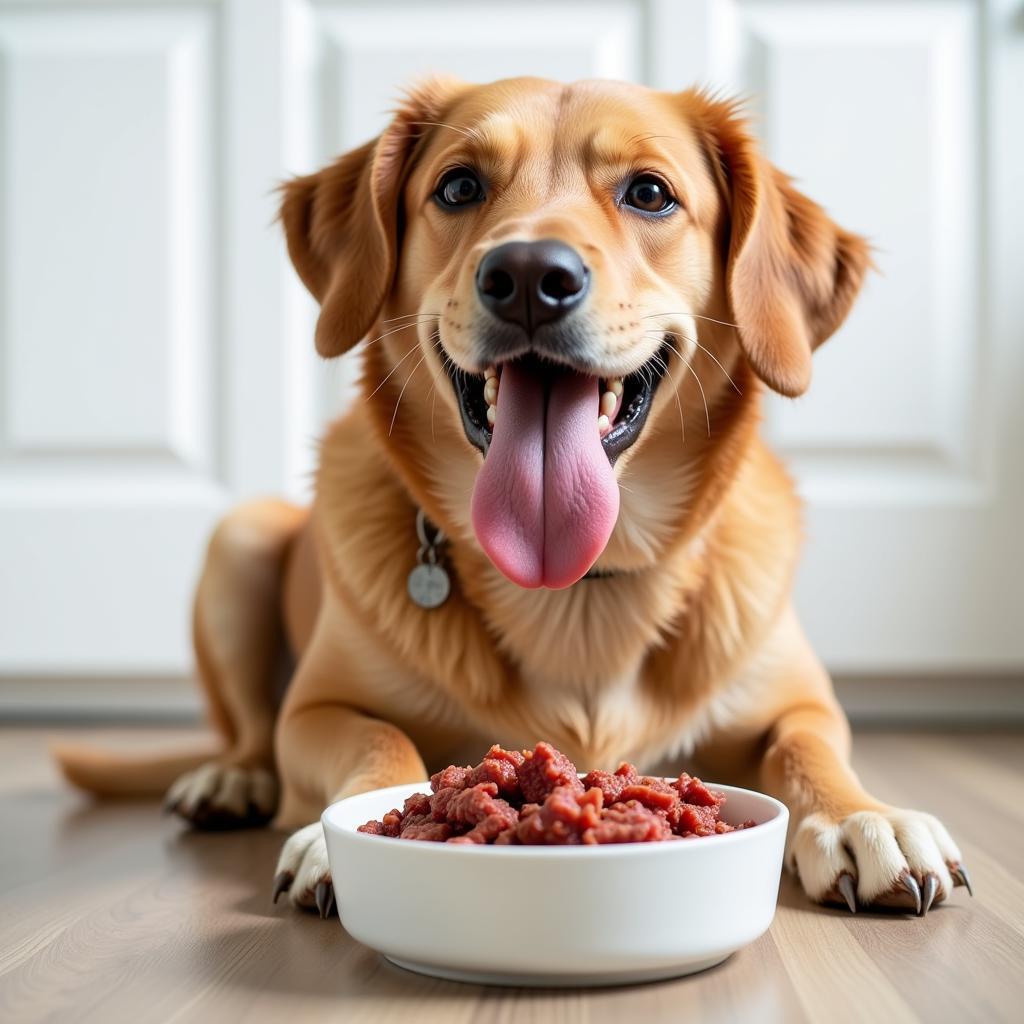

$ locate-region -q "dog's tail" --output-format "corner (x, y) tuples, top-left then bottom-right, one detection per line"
(51, 738), (222, 799)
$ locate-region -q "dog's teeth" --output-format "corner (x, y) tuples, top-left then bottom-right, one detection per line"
(600, 391), (617, 418)
(485, 365), (497, 379)
(609, 378), (624, 398)
(597, 414), (610, 436)
(486, 405), (496, 426)
(484, 378), (499, 406)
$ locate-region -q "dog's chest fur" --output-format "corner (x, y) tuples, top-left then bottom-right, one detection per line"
(316, 407), (799, 771)
(466, 557), (701, 764)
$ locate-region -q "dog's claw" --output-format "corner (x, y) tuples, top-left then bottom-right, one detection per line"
(951, 863), (973, 897)
(920, 873), (939, 916)
(837, 872), (857, 913)
(899, 871), (922, 915)
(315, 880), (335, 919)
(272, 871), (293, 905)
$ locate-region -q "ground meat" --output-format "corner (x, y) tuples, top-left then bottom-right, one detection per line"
(514, 785), (604, 845)
(518, 742), (586, 803)
(466, 745), (524, 799)
(358, 742), (757, 845)
(669, 801), (722, 837)
(402, 792), (432, 817)
(429, 764), (471, 792)
(356, 818), (385, 836)
(584, 800), (674, 844)
(396, 814), (454, 842)
(673, 772), (720, 807)
(445, 783), (519, 829)
(618, 782), (678, 812)
(429, 745), (524, 802)
(581, 762), (638, 803)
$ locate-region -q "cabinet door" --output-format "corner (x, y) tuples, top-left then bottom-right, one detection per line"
(677, 0), (1023, 670)
(0, 5), (226, 675)
(2, 0), (1019, 685)
(0, 0), (304, 678)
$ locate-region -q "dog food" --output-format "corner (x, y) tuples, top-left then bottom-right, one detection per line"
(357, 741), (755, 845)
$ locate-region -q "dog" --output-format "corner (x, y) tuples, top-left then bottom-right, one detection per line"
(55, 76), (969, 918)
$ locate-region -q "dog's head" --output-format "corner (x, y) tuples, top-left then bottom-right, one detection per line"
(281, 77), (869, 589)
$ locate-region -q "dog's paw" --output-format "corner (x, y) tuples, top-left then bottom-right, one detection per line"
(272, 822), (335, 918)
(789, 807), (972, 915)
(163, 761), (278, 830)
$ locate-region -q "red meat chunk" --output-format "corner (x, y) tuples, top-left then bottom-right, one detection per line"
(514, 786), (604, 845)
(429, 764), (471, 793)
(584, 800), (673, 844)
(399, 814), (455, 841)
(674, 772), (721, 807)
(581, 762), (638, 803)
(518, 742), (585, 803)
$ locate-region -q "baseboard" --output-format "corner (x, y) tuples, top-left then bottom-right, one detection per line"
(0, 676), (202, 723)
(833, 674), (1024, 727)
(1, 673), (1022, 726)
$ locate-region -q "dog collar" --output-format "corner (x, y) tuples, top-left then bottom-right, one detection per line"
(582, 565), (621, 579)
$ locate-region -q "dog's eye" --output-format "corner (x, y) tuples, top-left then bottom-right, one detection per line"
(435, 168), (485, 208)
(623, 175), (675, 214)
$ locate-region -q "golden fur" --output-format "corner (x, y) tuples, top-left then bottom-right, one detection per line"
(55, 77), (965, 915)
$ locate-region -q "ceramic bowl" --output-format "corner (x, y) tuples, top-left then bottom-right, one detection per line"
(322, 781), (788, 987)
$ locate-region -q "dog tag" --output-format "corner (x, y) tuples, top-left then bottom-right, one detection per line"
(408, 508), (450, 609)
(407, 562), (450, 609)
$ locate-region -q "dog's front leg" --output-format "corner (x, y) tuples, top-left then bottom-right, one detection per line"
(763, 701), (971, 914)
(755, 610), (969, 915)
(269, 619), (428, 916)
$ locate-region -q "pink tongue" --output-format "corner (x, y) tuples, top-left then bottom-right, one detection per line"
(471, 362), (620, 589)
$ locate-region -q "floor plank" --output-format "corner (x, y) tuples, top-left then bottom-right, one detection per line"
(0, 726), (1021, 1023)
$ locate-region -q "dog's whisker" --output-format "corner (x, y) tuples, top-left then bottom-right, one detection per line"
(643, 330), (742, 397)
(667, 333), (741, 393)
(661, 341), (712, 437)
(366, 342), (421, 399)
(680, 358), (711, 438)
(651, 352), (686, 446)
(426, 336), (451, 447)
(362, 320), (434, 351)
(389, 352), (427, 437)
(643, 331), (708, 432)
(429, 375), (439, 446)
(641, 311), (741, 330)
(379, 312), (441, 324)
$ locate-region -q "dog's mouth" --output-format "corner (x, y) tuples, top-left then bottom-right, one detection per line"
(445, 341), (671, 590)
(451, 342), (671, 464)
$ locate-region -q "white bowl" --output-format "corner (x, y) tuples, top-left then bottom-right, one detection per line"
(322, 781), (788, 987)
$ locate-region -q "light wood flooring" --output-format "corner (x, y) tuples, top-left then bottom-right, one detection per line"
(1, 726), (1021, 1023)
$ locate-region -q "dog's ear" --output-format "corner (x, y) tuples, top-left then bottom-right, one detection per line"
(697, 98), (871, 397)
(280, 77), (465, 357)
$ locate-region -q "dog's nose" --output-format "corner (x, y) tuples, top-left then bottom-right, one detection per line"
(476, 240), (589, 333)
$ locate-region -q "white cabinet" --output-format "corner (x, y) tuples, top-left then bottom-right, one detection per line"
(701, 1), (1024, 671)
(1, 0), (1020, 685)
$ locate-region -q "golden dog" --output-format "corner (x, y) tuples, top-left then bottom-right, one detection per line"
(56, 76), (969, 917)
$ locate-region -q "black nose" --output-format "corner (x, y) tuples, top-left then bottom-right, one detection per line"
(476, 239), (589, 334)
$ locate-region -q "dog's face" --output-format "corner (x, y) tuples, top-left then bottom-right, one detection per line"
(282, 78), (869, 589)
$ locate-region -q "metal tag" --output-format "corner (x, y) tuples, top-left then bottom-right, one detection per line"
(407, 562), (450, 609)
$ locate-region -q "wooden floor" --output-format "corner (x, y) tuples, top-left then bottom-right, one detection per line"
(1, 727), (1022, 1023)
